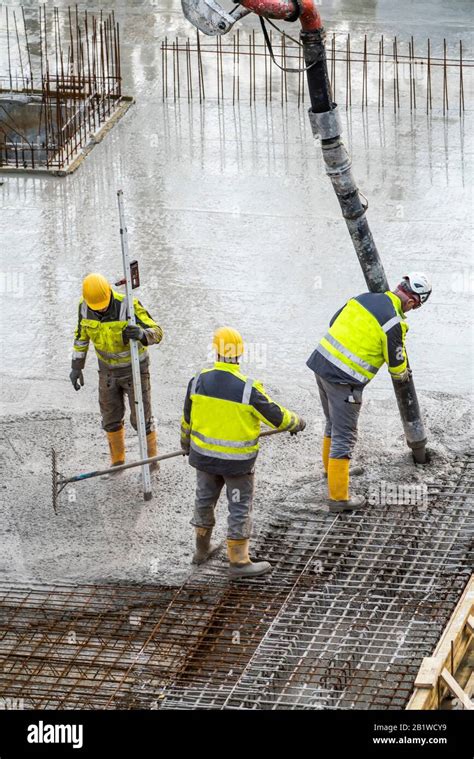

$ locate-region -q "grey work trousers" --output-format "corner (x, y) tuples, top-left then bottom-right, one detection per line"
(191, 469), (255, 540)
(315, 374), (363, 459)
(98, 368), (153, 434)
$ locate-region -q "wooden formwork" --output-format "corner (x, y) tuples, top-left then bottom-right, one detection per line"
(407, 575), (474, 710)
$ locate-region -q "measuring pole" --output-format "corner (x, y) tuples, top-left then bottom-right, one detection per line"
(117, 190), (152, 501)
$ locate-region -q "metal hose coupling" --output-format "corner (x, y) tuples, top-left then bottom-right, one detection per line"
(308, 105), (343, 140)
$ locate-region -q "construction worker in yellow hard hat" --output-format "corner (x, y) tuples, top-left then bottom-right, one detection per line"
(70, 273), (163, 468)
(181, 326), (306, 579)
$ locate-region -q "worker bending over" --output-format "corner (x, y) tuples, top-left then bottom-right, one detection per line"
(307, 273), (432, 513)
(181, 327), (305, 579)
(70, 273), (163, 468)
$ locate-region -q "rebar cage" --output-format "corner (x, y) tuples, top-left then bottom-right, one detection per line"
(0, 455), (472, 709)
(0, 5), (125, 172)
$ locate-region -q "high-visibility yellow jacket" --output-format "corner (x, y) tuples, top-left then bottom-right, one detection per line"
(181, 361), (301, 475)
(71, 290), (163, 372)
(307, 291), (408, 386)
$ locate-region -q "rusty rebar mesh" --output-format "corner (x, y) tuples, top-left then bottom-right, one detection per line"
(0, 6), (123, 171)
(0, 455), (472, 710)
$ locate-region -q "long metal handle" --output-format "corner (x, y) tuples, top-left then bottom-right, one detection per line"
(56, 427), (288, 487)
(59, 449), (186, 485)
(117, 190), (153, 501)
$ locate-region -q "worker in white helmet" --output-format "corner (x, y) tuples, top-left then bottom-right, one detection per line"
(306, 273), (432, 513)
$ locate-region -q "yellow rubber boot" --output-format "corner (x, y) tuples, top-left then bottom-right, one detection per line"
(323, 438), (364, 478)
(322, 436), (331, 474)
(106, 428), (125, 467)
(327, 458), (365, 513)
(227, 539), (271, 579)
(146, 430), (159, 472)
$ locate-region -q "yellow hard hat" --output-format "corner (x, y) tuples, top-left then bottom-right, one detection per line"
(213, 326), (244, 359)
(82, 273), (112, 310)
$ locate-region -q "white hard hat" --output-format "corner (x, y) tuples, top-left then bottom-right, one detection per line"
(401, 272), (432, 306)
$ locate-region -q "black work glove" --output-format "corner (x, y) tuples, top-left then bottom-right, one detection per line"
(70, 368), (84, 391)
(290, 417), (306, 436)
(181, 440), (190, 456)
(122, 324), (145, 344)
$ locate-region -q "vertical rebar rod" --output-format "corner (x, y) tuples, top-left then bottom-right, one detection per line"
(13, 11), (25, 89)
(221, 36), (225, 102)
(6, 7), (13, 90)
(99, 18), (106, 121)
(265, 30), (269, 106)
(165, 35), (169, 100)
(377, 36), (382, 110)
(199, 32), (205, 101)
(189, 38), (193, 100)
(173, 40), (177, 102)
(105, 16), (112, 116)
(393, 37), (400, 113)
(459, 40), (464, 116)
(248, 34), (252, 105)
(253, 30), (256, 103)
(381, 35), (384, 108)
(332, 32), (336, 99)
(426, 38), (432, 113)
(185, 38), (190, 101)
(196, 33), (202, 103)
(443, 38), (449, 114)
(177, 36), (181, 100)
(409, 38), (413, 111)
(301, 40), (306, 106)
(161, 41), (165, 101)
(233, 34), (237, 105)
(269, 30), (272, 102)
(411, 36), (416, 110)
(21, 6), (34, 89)
(329, 32), (335, 95)
(297, 43), (301, 108)
(75, 28), (87, 147)
(362, 34), (368, 110)
(280, 36), (284, 106)
(84, 12), (92, 133)
(116, 21), (122, 97)
(237, 29), (240, 102)
(216, 35), (220, 104)
(346, 33), (352, 108)
(68, 6), (74, 78)
(92, 15), (97, 91)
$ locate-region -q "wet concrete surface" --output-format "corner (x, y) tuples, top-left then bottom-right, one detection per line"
(0, 1), (472, 585)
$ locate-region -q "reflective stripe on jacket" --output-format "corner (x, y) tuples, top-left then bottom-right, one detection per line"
(181, 361), (300, 475)
(71, 290), (163, 371)
(307, 291), (408, 386)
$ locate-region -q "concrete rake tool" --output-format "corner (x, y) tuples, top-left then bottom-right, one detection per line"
(51, 427), (289, 513)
